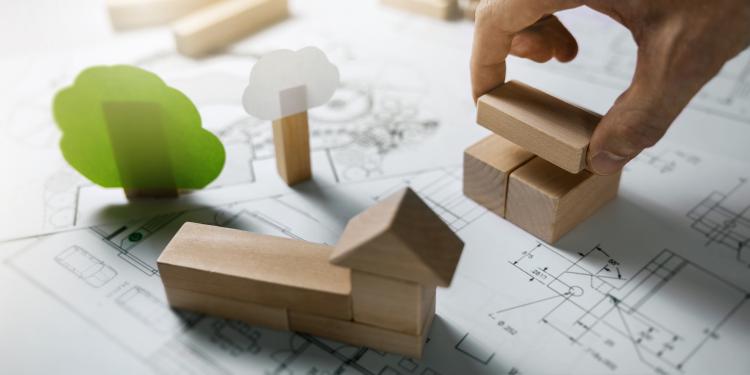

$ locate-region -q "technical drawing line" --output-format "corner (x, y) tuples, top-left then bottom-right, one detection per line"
(613, 299), (652, 370)
(492, 294), (565, 314)
(564, 271), (624, 281)
(679, 296), (749, 367)
(325, 148), (341, 183)
(3, 260), (153, 370)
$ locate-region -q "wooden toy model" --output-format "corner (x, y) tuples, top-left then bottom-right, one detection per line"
(466, 81), (621, 243)
(158, 187), (464, 358)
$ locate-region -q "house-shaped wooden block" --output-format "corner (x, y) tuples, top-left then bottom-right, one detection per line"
(158, 187), (464, 358)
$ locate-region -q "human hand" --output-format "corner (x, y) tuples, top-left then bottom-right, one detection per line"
(471, 0), (750, 175)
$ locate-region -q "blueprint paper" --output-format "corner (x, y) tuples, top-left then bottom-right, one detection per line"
(1, 140), (750, 375)
(1, 0), (750, 374)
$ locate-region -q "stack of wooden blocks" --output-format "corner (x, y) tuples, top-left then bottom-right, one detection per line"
(106, 0), (289, 57)
(158, 188), (464, 358)
(464, 81), (621, 243)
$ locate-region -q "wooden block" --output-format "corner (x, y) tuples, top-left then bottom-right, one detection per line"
(381, 0), (458, 19)
(172, 0), (289, 57)
(506, 157), (621, 243)
(476, 80), (601, 173)
(164, 287), (289, 331)
(107, 0), (220, 30)
(272, 86), (312, 185)
(157, 222), (352, 319)
(330, 188), (464, 287)
(350, 270), (435, 335)
(288, 299), (435, 359)
(463, 134), (534, 217)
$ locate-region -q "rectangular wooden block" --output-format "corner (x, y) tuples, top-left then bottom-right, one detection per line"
(351, 271), (435, 335)
(107, 0), (220, 30)
(164, 287), (289, 331)
(157, 222), (352, 320)
(381, 0), (458, 19)
(288, 300), (435, 359)
(476, 80), (600, 173)
(463, 134), (534, 217)
(172, 0), (289, 57)
(506, 157), (621, 243)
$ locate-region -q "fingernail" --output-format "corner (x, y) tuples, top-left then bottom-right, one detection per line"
(590, 151), (627, 175)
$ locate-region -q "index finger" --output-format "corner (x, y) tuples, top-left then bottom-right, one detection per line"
(471, 0), (583, 101)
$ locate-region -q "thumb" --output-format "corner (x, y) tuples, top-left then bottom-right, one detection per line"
(587, 82), (670, 175)
(586, 48), (699, 176)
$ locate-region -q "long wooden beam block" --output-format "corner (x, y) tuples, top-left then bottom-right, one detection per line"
(172, 0), (289, 57)
(463, 134), (534, 217)
(506, 157), (621, 243)
(476, 81), (600, 174)
(157, 222), (351, 319)
(107, 0), (220, 30)
(165, 287), (290, 331)
(288, 300), (435, 359)
(381, 0), (458, 19)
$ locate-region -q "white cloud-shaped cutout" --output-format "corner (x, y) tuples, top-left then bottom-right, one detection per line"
(242, 46), (340, 120)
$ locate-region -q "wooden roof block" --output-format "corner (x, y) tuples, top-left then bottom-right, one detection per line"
(158, 222), (351, 319)
(330, 188), (464, 287)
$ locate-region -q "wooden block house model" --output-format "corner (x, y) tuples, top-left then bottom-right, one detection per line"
(157, 187), (464, 358)
(465, 81), (621, 243)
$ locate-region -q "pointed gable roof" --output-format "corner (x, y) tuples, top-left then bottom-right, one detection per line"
(330, 188), (464, 287)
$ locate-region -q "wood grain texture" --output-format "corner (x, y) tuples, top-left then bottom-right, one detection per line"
(330, 188), (464, 287)
(463, 134), (534, 217)
(288, 300), (435, 359)
(476, 80), (600, 173)
(351, 270), (435, 335)
(506, 157), (621, 243)
(107, 0), (220, 30)
(381, 0), (458, 19)
(165, 287), (289, 331)
(272, 111), (312, 185)
(157, 222), (352, 319)
(172, 0), (288, 57)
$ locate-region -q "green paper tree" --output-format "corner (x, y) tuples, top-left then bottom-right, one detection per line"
(53, 65), (225, 198)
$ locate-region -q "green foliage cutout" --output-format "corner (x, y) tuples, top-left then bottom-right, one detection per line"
(53, 65), (225, 190)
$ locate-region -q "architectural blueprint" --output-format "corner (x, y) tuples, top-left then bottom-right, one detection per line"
(1, 1), (749, 374)
(2, 140), (749, 375)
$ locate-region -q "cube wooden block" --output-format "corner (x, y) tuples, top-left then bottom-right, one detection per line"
(506, 158), (621, 243)
(157, 222), (351, 319)
(330, 188), (464, 287)
(172, 0), (289, 57)
(381, 0), (457, 19)
(107, 0), (220, 30)
(463, 134), (534, 217)
(476, 80), (600, 173)
(288, 300), (435, 359)
(351, 271), (435, 335)
(165, 287), (289, 331)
